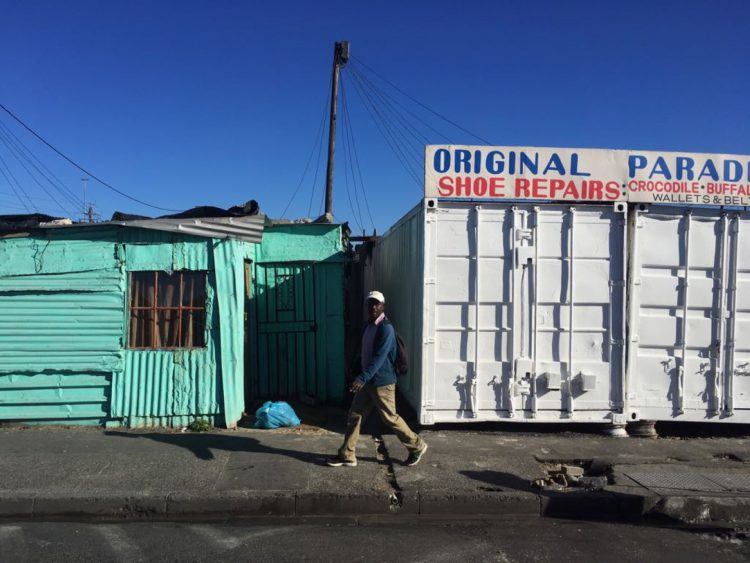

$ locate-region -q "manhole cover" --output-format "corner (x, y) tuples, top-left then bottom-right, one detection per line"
(624, 472), (725, 492)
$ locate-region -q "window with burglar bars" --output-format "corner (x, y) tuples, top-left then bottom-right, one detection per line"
(128, 271), (207, 349)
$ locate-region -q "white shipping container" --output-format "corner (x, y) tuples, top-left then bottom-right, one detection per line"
(368, 199), (628, 426)
(626, 206), (750, 423)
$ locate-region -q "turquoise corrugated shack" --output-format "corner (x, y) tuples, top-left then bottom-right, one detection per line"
(0, 212), (347, 428)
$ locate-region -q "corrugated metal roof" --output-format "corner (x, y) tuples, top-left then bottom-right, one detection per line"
(41, 214), (266, 244)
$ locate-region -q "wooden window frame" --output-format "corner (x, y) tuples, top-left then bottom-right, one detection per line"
(128, 270), (208, 350)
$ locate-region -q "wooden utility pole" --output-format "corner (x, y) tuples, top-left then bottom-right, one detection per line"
(322, 41), (349, 222)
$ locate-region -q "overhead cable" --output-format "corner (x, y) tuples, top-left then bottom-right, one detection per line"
(346, 72), (422, 188)
(0, 129), (73, 216)
(0, 118), (83, 207)
(349, 65), (452, 145)
(0, 155), (34, 212)
(339, 79), (365, 231)
(0, 124), (81, 212)
(350, 56), (494, 145)
(281, 92), (330, 218)
(340, 78), (374, 231)
(0, 103), (179, 212)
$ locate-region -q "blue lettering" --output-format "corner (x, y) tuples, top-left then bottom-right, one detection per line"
(628, 155), (648, 178)
(473, 150), (482, 174)
(434, 149), (450, 173)
(508, 152), (517, 175)
(649, 157), (672, 180)
(519, 152), (539, 175)
(675, 157), (694, 180)
(570, 153), (590, 177)
(723, 160), (742, 182)
(455, 150), (471, 173)
(543, 153), (566, 175)
(486, 151), (505, 174)
(698, 160), (720, 181)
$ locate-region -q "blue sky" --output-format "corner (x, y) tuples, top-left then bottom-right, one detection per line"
(0, 0), (747, 232)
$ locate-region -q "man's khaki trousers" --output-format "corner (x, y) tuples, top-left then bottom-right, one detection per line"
(339, 383), (423, 462)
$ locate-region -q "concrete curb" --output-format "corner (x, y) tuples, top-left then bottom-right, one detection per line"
(2, 490), (750, 525)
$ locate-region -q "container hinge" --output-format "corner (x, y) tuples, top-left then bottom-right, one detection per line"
(609, 280), (625, 287)
(423, 337), (436, 345)
(424, 277), (436, 285)
(610, 338), (625, 346)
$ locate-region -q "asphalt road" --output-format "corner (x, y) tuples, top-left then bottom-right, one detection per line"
(1, 518), (748, 562)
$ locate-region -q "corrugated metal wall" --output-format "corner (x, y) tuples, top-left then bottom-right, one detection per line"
(365, 204), (425, 406)
(0, 232), (124, 424)
(0, 225), (254, 427)
(249, 224), (346, 404)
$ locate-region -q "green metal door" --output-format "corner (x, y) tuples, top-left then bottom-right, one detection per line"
(253, 262), (318, 399)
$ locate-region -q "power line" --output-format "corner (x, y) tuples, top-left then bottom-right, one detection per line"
(0, 129), (72, 215)
(349, 64), (452, 145)
(338, 79), (365, 231)
(0, 103), (179, 212)
(280, 93), (330, 218)
(350, 56), (494, 145)
(340, 78), (374, 231)
(0, 156), (34, 212)
(346, 71), (422, 187)
(0, 123), (81, 211)
(0, 117), (83, 207)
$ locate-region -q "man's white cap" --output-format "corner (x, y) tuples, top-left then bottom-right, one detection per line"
(365, 290), (385, 304)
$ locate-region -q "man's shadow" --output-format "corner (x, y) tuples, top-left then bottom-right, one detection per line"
(103, 431), (379, 464)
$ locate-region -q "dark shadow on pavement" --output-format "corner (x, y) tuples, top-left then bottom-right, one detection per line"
(103, 431), (379, 465)
(459, 470), (535, 493)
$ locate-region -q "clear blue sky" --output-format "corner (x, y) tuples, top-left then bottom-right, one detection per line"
(0, 0), (747, 232)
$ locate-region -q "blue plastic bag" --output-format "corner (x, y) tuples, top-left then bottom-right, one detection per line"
(253, 401), (301, 429)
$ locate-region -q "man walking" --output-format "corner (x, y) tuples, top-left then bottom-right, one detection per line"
(327, 291), (428, 467)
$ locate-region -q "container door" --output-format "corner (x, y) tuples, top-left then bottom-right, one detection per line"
(626, 207), (745, 421)
(427, 201), (625, 422)
(513, 204), (626, 418)
(252, 262), (318, 400)
(727, 212), (750, 414)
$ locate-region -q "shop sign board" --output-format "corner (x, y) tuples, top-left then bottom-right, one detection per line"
(425, 145), (750, 206)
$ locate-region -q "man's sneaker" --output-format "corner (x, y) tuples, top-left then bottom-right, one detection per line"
(325, 455), (357, 467)
(404, 442), (428, 466)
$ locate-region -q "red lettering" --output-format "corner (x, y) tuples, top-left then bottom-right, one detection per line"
(562, 180), (579, 199)
(588, 180), (603, 200)
(489, 177), (505, 197)
(532, 178), (548, 198)
(437, 176), (454, 196)
(549, 179), (565, 198)
(455, 176), (472, 197)
(474, 177), (488, 197)
(605, 181), (621, 200)
(515, 178), (531, 197)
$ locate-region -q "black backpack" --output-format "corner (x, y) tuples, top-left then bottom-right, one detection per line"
(393, 332), (409, 376)
(384, 319), (409, 376)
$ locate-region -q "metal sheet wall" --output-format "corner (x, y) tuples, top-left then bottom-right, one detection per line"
(626, 206), (750, 423)
(0, 231), (124, 424)
(370, 199), (627, 425)
(365, 204), (425, 408)
(248, 224), (346, 404)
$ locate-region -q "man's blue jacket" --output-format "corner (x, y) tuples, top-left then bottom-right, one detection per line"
(356, 318), (398, 387)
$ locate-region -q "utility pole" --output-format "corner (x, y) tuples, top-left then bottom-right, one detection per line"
(322, 40), (349, 223)
(81, 177), (89, 222)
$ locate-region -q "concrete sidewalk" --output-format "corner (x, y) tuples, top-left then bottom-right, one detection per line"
(1, 423), (750, 526)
